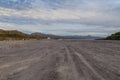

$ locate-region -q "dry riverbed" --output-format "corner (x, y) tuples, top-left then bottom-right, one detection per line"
(0, 40), (120, 80)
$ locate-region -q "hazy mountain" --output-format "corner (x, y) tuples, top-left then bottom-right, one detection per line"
(31, 32), (102, 40)
(0, 29), (102, 40)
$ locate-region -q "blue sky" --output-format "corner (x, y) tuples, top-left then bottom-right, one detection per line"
(0, 0), (120, 36)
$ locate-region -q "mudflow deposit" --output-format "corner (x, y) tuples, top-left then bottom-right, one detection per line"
(0, 40), (120, 80)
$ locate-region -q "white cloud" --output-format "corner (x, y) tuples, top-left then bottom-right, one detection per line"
(0, 7), (119, 26)
(0, 0), (120, 36)
(0, 21), (120, 37)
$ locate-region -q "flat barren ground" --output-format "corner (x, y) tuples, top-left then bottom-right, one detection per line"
(0, 40), (120, 80)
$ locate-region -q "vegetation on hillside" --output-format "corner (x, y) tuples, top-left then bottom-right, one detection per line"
(105, 32), (120, 40)
(1, 29), (119, 41)
(0, 29), (47, 41)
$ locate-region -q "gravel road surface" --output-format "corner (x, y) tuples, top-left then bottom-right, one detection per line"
(0, 40), (120, 80)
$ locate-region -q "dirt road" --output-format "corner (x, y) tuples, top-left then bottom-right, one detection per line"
(0, 40), (120, 80)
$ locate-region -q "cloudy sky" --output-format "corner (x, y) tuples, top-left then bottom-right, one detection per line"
(0, 0), (120, 37)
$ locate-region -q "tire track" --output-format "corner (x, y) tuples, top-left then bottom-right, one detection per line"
(60, 43), (86, 80)
(69, 46), (106, 80)
(62, 41), (106, 80)
(0, 56), (42, 69)
(64, 46), (82, 80)
(0, 40), (119, 80)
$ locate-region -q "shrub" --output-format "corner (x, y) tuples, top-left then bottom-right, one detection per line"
(105, 32), (120, 40)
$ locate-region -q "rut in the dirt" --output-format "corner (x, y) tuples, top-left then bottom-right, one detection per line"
(0, 40), (120, 80)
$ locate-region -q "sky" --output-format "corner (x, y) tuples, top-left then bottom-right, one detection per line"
(0, 0), (120, 37)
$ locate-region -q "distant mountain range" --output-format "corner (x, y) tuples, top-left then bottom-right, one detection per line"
(31, 32), (102, 40)
(0, 29), (103, 40)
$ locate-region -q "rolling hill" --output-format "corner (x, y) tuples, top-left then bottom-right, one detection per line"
(0, 29), (28, 40)
(0, 29), (46, 40)
(105, 32), (120, 40)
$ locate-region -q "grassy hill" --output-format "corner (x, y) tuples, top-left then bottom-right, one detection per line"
(105, 32), (120, 40)
(0, 29), (47, 41)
